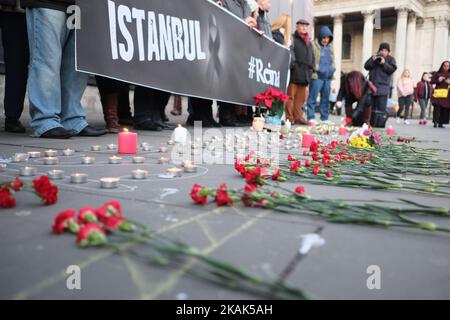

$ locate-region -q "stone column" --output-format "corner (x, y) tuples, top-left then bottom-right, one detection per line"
(405, 12), (417, 70)
(362, 10), (375, 70)
(332, 14), (344, 90)
(393, 6), (409, 99)
(433, 16), (450, 70)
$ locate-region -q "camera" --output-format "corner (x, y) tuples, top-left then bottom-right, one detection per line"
(374, 53), (384, 63)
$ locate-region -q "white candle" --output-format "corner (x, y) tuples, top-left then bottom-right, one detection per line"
(62, 149), (75, 156)
(48, 169), (64, 180)
(132, 156), (145, 164)
(20, 167), (37, 177)
(184, 164), (198, 173)
(13, 153), (29, 163)
(81, 157), (95, 165)
(159, 146), (168, 153)
(45, 150), (58, 157)
(0, 164), (6, 172)
(27, 151), (42, 158)
(158, 157), (170, 164)
(108, 156), (122, 164)
(43, 157), (59, 165)
(132, 169), (148, 180)
(167, 167), (183, 177)
(142, 145), (152, 152)
(100, 177), (120, 189)
(71, 173), (88, 184)
(107, 144), (117, 150)
(173, 124), (188, 144)
(91, 145), (101, 151)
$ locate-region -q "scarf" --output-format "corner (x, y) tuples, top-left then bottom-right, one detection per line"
(297, 30), (310, 46)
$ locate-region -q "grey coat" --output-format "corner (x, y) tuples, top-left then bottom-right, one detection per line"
(222, 0), (251, 20)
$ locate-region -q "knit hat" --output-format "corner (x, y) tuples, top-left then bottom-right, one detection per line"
(378, 42), (391, 52)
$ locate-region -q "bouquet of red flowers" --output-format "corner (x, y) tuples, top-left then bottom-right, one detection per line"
(253, 87), (289, 118)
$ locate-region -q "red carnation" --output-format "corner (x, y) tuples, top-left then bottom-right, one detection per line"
(0, 187), (16, 209)
(190, 184), (209, 205)
(103, 201), (122, 217)
(52, 209), (79, 234)
(325, 172), (333, 178)
(289, 161), (302, 172)
(215, 184), (233, 207)
(305, 160), (311, 167)
(245, 167), (265, 186)
(32, 176), (58, 205)
(312, 166), (320, 175)
(345, 117), (352, 125)
(78, 207), (98, 224)
(287, 155), (296, 162)
(76, 223), (107, 247)
(295, 186), (305, 195)
(10, 177), (24, 192)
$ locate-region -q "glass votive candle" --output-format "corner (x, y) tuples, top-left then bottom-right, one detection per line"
(43, 157), (59, 165)
(27, 151), (41, 158)
(108, 156), (122, 164)
(45, 150), (58, 157)
(48, 169), (64, 180)
(70, 173), (88, 184)
(132, 156), (145, 164)
(20, 166), (37, 177)
(107, 144), (117, 150)
(166, 167), (183, 177)
(13, 153), (29, 163)
(62, 149), (75, 156)
(100, 177), (120, 189)
(132, 169), (148, 180)
(184, 164), (198, 173)
(158, 157), (170, 164)
(91, 145), (101, 151)
(81, 157), (95, 165)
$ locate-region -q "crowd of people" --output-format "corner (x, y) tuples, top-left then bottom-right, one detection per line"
(1, 0), (449, 139)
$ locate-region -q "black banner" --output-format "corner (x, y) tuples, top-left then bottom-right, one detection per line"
(75, 0), (290, 106)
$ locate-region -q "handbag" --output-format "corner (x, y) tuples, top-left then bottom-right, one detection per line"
(433, 85), (450, 99)
(370, 110), (388, 128)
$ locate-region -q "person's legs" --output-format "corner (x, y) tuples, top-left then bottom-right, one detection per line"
(171, 95), (182, 116)
(1, 11), (29, 132)
(96, 76), (120, 133)
(403, 95), (413, 121)
(133, 86), (161, 131)
(397, 96), (406, 118)
(26, 8), (67, 137)
(118, 83), (133, 125)
(306, 80), (321, 121)
(419, 99), (427, 120)
(294, 85), (308, 124)
(285, 83), (297, 123)
(319, 80), (331, 121)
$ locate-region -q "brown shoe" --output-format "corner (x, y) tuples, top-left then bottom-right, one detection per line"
(295, 118), (308, 125)
(100, 93), (120, 133)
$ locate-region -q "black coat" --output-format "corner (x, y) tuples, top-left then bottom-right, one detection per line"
(289, 32), (314, 85)
(272, 29), (285, 46)
(222, 0), (250, 20)
(364, 55), (397, 96)
(20, 0), (73, 11)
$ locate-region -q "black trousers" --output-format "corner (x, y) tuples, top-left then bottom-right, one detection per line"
(133, 86), (170, 124)
(188, 97), (213, 121)
(0, 11), (29, 123)
(95, 76), (132, 118)
(371, 95), (388, 112)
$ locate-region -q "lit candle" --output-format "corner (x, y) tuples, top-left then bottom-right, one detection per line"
(142, 145), (152, 152)
(100, 177), (120, 189)
(339, 126), (348, 136)
(387, 126), (395, 136)
(13, 153), (29, 163)
(158, 157), (170, 164)
(167, 167), (183, 177)
(108, 156), (122, 164)
(184, 164), (198, 173)
(107, 144), (117, 150)
(81, 157), (95, 165)
(27, 151), (41, 158)
(159, 146), (168, 153)
(0, 164), (6, 171)
(43, 157), (59, 165)
(118, 128), (138, 154)
(167, 140), (175, 145)
(71, 173), (88, 184)
(20, 166), (37, 177)
(302, 133), (315, 148)
(181, 160), (193, 167)
(141, 142), (150, 148)
(62, 149), (75, 156)
(132, 156), (145, 164)
(48, 169), (64, 180)
(132, 169), (148, 180)
(91, 145), (101, 151)
(173, 124), (188, 144)
(45, 150), (58, 157)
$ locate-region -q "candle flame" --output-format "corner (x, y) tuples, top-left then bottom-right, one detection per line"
(123, 128), (129, 132)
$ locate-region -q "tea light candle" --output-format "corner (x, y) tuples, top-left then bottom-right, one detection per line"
(71, 173), (88, 184)
(13, 153), (29, 163)
(182, 160), (193, 167)
(387, 126), (395, 136)
(20, 166), (37, 177)
(173, 124), (188, 144)
(45, 150), (58, 157)
(48, 169), (64, 180)
(142, 145), (152, 152)
(339, 126), (348, 136)
(43, 157), (59, 165)
(184, 164), (198, 173)
(27, 151), (42, 158)
(167, 140), (175, 145)
(0, 164), (6, 172)
(108, 156), (122, 164)
(302, 133), (315, 148)
(62, 149), (75, 156)
(141, 142), (149, 148)
(100, 177), (120, 189)
(158, 157), (170, 164)
(107, 144), (117, 150)
(132, 169), (148, 180)
(91, 145), (101, 151)
(132, 156), (145, 164)
(167, 167), (183, 177)
(118, 128), (138, 154)
(159, 146), (168, 153)
(81, 157), (95, 165)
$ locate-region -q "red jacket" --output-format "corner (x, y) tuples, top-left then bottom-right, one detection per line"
(414, 80), (433, 102)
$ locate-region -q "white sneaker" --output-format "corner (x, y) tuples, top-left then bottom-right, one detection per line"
(396, 117), (401, 124)
(404, 120), (411, 125)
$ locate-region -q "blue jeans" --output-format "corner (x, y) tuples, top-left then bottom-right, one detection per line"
(306, 79), (331, 121)
(26, 8), (88, 137)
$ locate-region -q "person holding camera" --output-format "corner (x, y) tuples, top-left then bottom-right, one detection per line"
(364, 43), (397, 127)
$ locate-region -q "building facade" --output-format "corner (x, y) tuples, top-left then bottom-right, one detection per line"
(313, 0), (450, 97)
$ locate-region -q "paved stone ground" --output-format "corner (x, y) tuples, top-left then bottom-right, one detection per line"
(1, 98), (450, 300)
